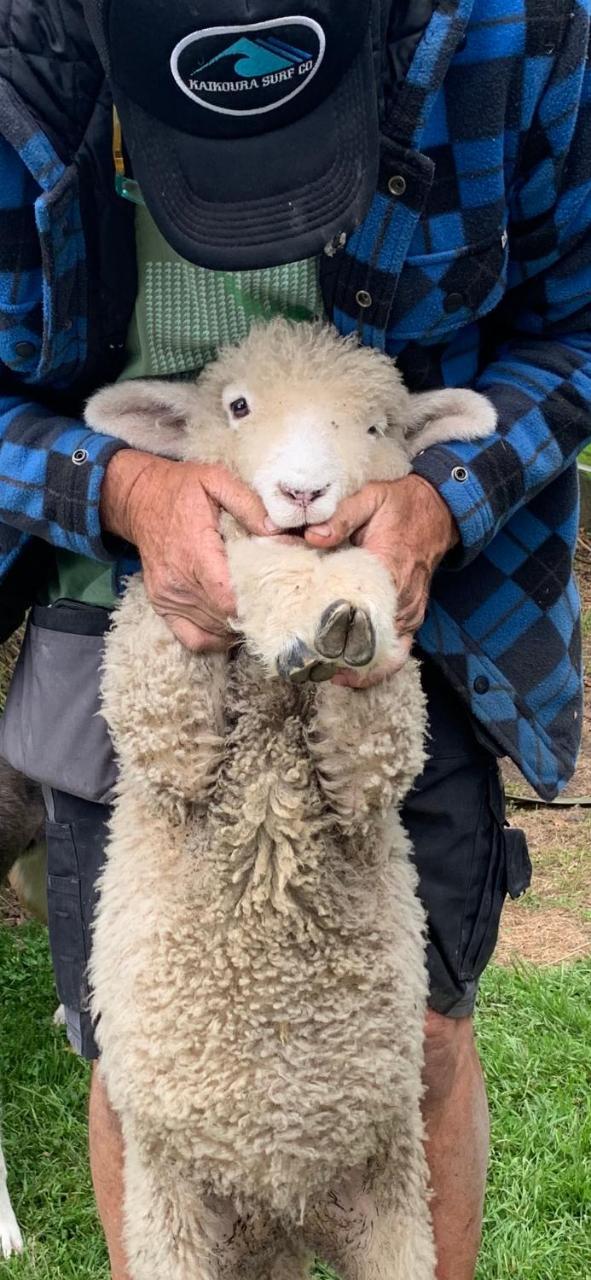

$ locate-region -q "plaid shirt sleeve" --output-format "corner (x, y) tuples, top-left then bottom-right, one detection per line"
(413, 12), (591, 568)
(0, 394), (126, 560)
(0, 132), (126, 561)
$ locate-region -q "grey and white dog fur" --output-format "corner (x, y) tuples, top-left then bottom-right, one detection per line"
(82, 320), (496, 1280)
(0, 754), (45, 1259)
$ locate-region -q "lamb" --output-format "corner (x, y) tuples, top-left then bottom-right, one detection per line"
(85, 320), (496, 1280)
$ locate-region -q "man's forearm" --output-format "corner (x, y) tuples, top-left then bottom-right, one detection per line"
(412, 335), (591, 569)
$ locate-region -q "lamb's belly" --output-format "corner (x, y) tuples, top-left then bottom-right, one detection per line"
(93, 802), (427, 1212)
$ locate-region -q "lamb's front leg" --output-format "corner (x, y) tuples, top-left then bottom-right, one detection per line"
(228, 539), (404, 683)
(307, 660), (427, 827)
(101, 577), (226, 817)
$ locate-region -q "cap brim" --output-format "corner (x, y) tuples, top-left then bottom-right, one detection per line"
(114, 33), (378, 271)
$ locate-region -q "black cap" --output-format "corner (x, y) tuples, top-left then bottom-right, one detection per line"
(84, 0), (379, 270)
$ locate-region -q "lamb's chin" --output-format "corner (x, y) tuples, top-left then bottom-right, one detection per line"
(266, 503), (338, 531)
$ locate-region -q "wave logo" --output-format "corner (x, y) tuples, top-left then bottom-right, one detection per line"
(171, 18), (326, 118)
(197, 35), (313, 79)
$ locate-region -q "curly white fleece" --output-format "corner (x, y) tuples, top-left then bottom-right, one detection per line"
(88, 321), (496, 1280)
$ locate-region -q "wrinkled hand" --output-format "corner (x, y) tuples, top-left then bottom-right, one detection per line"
(100, 450), (271, 650)
(304, 474), (459, 686)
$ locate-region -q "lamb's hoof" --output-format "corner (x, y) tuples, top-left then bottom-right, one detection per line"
(277, 640), (336, 685)
(315, 600), (376, 667)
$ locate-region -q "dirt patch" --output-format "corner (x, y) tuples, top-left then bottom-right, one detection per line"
(0, 882), (25, 927)
(498, 539), (591, 966)
(495, 907), (591, 966)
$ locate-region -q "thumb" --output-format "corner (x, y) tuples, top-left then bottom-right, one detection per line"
(200, 465), (271, 537)
(166, 616), (234, 653)
(304, 483), (387, 548)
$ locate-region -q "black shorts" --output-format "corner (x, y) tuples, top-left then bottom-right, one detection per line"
(45, 655), (531, 1060)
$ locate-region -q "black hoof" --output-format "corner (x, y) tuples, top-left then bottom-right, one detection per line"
(316, 601), (376, 668)
(277, 639), (336, 684)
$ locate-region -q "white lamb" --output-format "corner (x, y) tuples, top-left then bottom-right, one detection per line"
(86, 320), (495, 1280)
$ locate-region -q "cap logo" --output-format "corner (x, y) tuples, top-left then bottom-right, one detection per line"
(170, 17), (326, 117)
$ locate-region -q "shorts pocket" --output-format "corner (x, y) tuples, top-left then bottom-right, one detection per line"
(46, 821), (89, 1012)
(0, 602), (117, 804)
(504, 827), (532, 901)
(459, 767), (531, 982)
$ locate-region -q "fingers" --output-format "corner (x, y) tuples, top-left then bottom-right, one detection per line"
(200, 465), (274, 537)
(166, 615), (235, 653)
(304, 483), (388, 548)
(331, 637), (413, 688)
(394, 568), (431, 638)
(194, 527), (238, 618)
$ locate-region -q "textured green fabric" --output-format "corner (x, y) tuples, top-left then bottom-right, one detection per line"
(49, 206), (323, 605)
(121, 204), (323, 380)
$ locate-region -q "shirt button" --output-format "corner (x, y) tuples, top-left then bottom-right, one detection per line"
(72, 448), (89, 466)
(388, 174), (407, 197)
(14, 340), (36, 358)
(356, 289), (373, 309)
(444, 292), (464, 313)
(451, 465), (469, 483)
(474, 676), (490, 695)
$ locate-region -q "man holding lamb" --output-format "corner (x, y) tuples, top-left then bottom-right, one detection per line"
(0, 1), (590, 1277)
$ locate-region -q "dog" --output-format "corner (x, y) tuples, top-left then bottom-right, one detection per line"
(0, 755), (46, 1258)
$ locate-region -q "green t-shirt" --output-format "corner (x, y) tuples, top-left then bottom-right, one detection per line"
(47, 205), (323, 606)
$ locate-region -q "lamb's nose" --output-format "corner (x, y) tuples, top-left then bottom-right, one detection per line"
(279, 483), (329, 505)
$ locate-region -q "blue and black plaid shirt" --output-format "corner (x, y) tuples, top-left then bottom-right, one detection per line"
(1, 0), (590, 797)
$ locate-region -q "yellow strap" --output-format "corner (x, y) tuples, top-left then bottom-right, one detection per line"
(112, 106), (125, 178)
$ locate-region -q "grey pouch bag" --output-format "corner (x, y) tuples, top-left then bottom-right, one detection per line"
(0, 602), (117, 805)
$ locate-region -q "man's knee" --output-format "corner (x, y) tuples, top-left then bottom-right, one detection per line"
(422, 1009), (476, 1111)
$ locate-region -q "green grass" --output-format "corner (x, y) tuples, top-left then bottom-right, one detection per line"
(580, 444), (591, 468)
(474, 964), (590, 1279)
(1, 927), (590, 1279)
(0, 925), (104, 1279)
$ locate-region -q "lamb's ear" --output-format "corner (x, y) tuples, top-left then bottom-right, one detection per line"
(84, 379), (199, 459)
(403, 388), (497, 459)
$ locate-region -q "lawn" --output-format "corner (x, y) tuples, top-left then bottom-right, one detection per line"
(1, 924), (589, 1279)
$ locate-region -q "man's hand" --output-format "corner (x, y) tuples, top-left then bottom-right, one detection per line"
(100, 449), (272, 650)
(304, 474), (459, 686)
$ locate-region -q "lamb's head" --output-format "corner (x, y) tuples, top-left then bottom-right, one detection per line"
(86, 319), (496, 531)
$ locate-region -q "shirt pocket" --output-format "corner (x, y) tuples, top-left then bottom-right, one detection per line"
(389, 228), (509, 344)
(0, 84), (87, 385)
(0, 190), (43, 368)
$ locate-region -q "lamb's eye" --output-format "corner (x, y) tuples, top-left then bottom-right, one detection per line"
(368, 424), (381, 437)
(230, 397), (250, 420)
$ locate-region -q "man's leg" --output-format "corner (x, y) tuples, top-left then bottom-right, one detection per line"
(399, 654), (529, 1280)
(43, 791), (127, 1272)
(422, 1011), (489, 1280)
(89, 1064), (131, 1280)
